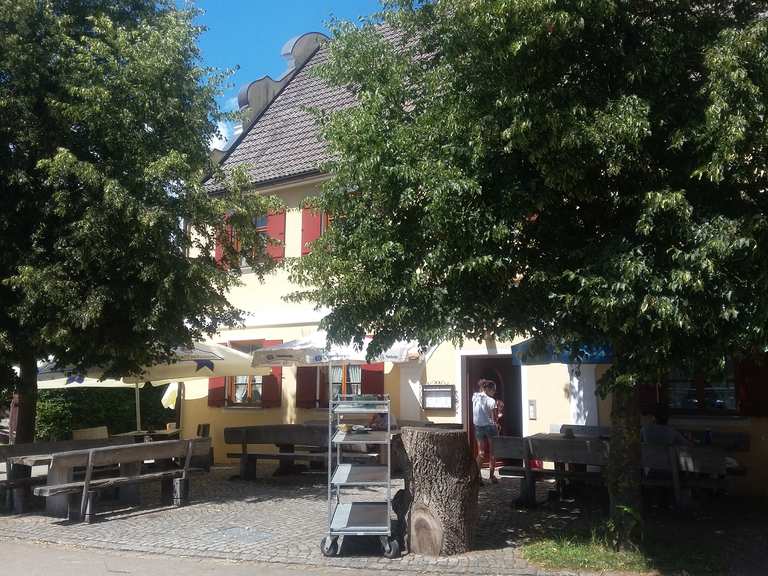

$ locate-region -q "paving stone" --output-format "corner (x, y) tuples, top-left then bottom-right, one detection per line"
(0, 463), (557, 575)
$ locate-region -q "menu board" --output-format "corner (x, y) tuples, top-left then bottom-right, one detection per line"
(422, 384), (455, 410)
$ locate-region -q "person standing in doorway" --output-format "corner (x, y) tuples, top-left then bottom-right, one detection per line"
(473, 379), (499, 484)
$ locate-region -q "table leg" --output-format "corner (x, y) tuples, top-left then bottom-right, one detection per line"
(46, 464), (73, 517)
(277, 444), (295, 475)
(118, 462), (141, 505)
(522, 469), (537, 507)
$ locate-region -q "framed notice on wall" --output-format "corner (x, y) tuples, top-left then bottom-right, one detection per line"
(422, 384), (456, 410)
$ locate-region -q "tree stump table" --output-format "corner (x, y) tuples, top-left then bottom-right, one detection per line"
(395, 427), (480, 556)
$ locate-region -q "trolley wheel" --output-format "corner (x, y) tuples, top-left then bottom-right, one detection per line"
(382, 536), (400, 559)
(320, 536), (338, 557)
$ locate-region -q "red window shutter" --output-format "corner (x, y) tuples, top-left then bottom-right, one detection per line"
(736, 356), (768, 417)
(266, 212), (286, 260)
(639, 382), (660, 415)
(361, 363), (385, 395)
(318, 366), (329, 408)
(215, 219), (235, 266)
(208, 377), (226, 407)
(296, 366), (317, 409)
(301, 208), (323, 255)
(260, 339), (283, 407)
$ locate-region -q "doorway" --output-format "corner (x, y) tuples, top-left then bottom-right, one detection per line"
(465, 356), (522, 452)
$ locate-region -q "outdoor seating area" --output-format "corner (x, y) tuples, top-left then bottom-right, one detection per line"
(1, 435), (211, 520)
(224, 423), (386, 480)
(492, 425), (741, 510)
(0, 460), (765, 574)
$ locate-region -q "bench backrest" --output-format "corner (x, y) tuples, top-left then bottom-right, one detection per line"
(491, 436), (527, 459)
(0, 436), (133, 460)
(528, 436), (609, 466)
(676, 429), (750, 452)
(676, 445), (726, 475)
(224, 425), (328, 447)
(560, 424), (612, 438)
(49, 438), (211, 469)
(641, 444), (675, 471)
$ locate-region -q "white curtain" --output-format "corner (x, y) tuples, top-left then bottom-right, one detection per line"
(348, 365), (362, 383)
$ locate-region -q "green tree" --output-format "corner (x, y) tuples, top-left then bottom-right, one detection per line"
(0, 1), (275, 443)
(293, 1), (768, 546)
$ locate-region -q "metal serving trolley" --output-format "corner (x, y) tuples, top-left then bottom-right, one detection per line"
(320, 393), (400, 558)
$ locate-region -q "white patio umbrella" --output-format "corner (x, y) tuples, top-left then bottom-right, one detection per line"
(251, 330), (423, 399)
(251, 330), (421, 367)
(37, 342), (270, 431)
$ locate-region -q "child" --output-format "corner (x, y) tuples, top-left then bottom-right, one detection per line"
(472, 379), (499, 483)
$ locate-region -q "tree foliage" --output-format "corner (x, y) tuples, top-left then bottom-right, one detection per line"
(0, 0), (275, 440)
(296, 0), (768, 385)
(0, 0), (273, 375)
(293, 0), (768, 544)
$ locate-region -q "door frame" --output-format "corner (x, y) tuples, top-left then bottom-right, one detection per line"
(456, 345), (527, 440)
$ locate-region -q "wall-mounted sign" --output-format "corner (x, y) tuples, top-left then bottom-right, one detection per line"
(422, 384), (456, 410)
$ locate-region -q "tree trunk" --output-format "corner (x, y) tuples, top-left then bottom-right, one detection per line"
(397, 427), (480, 556)
(606, 384), (642, 549)
(14, 348), (38, 444)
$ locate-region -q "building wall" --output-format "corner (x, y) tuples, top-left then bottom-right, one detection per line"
(181, 356), (402, 463)
(522, 364), (574, 436)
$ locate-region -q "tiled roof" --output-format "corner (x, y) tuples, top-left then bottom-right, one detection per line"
(206, 43), (355, 192)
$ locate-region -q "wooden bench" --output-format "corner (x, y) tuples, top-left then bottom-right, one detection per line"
(528, 435), (608, 500)
(641, 444), (728, 508)
(224, 425), (329, 480)
(559, 424), (612, 437)
(224, 424), (381, 480)
(32, 438), (211, 522)
(495, 432), (730, 510)
(492, 434), (610, 506)
(1, 437), (135, 513)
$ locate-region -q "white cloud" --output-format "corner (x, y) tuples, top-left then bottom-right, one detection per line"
(209, 120), (234, 151)
(225, 96), (240, 112)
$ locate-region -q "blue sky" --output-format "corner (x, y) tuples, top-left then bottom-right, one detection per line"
(193, 1), (381, 148)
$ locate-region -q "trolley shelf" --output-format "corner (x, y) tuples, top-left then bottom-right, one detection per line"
(330, 502), (390, 535)
(333, 403), (389, 414)
(331, 464), (388, 486)
(324, 393), (397, 557)
(333, 430), (389, 444)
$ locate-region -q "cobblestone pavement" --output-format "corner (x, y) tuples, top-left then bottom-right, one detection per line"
(0, 464), (560, 575)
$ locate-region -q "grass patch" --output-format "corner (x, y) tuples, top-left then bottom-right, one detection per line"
(521, 530), (728, 575)
(522, 534), (649, 573)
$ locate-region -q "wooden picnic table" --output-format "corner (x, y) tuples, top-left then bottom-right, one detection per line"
(112, 429), (181, 442)
(6, 450), (141, 515)
(224, 424), (392, 480)
(5, 433), (181, 515)
(2, 437), (136, 513)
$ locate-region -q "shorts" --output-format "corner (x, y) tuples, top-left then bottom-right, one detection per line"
(475, 425), (497, 441)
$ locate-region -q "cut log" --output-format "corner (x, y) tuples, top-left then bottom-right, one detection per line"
(399, 427), (479, 556)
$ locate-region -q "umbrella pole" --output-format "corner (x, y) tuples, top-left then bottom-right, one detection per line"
(135, 383), (142, 432)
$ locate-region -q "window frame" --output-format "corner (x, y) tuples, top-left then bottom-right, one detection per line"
(225, 340), (267, 408)
(665, 362), (738, 417)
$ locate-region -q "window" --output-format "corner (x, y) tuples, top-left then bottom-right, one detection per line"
(666, 363), (737, 415)
(229, 374), (263, 405)
(238, 216), (269, 269)
(224, 340), (282, 407)
(254, 215), (268, 229)
(331, 365), (362, 397)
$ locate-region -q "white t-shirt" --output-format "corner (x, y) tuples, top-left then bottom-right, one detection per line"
(472, 391), (496, 427)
